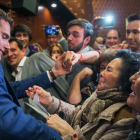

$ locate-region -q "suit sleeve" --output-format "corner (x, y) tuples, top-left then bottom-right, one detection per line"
(0, 65), (62, 140)
(9, 72), (52, 99)
(59, 38), (69, 52)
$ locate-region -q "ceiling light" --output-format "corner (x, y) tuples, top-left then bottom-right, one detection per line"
(51, 3), (57, 8)
(38, 6), (44, 10)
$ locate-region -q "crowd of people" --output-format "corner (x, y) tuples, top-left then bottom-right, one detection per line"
(0, 8), (140, 140)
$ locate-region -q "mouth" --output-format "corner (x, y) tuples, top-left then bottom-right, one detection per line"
(129, 91), (136, 97)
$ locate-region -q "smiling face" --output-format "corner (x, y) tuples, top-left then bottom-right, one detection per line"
(5, 41), (25, 70)
(15, 32), (29, 48)
(126, 20), (140, 52)
(0, 19), (10, 60)
(46, 34), (58, 47)
(127, 71), (140, 113)
(96, 58), (122, 91)
(106, 30), (120, 48)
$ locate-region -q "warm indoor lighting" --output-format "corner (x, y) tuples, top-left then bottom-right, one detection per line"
(38, 6), (44, 10)
(51, 3), (57, 8)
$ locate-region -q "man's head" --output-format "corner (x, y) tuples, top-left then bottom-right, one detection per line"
(0, 9), (13, 60)
(11, 24), (32, 48)
(126, 13), (140, 52)
(5, 37), (25, 70)
(46, 34), (58, 48)
(106, 29), (120, 48)
(66, 18), (93, 52)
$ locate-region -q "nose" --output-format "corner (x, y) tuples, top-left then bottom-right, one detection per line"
(129, 73), (136, 83)
(128, 32), (133, 40)
(4, 42), (10, 50)
(67, 34), (72, 41)
(100, 69), (105, 77)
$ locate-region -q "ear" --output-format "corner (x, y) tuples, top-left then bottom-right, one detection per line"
(84, 36), (91, 45)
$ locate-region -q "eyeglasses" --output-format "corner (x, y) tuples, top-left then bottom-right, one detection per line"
(47, 37), (57, 39)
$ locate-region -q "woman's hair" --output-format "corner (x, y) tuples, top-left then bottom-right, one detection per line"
(94, 49), (118, 73)
(113, 49), (140, 93)
(49, 43), (64, 56)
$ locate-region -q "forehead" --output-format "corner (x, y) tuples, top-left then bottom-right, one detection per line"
(0, 19), (10, 36)
(108, 58), (122, 70)
(67, 25), (84, 33)
(47, 34), (57, 37)
(127, 20), (140, 30)
(15, 32), (28, 35)
(107, 30), (118, 37)
(9, 41), (19, 49)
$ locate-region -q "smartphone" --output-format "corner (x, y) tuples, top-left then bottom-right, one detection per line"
(95, 17), (115, 28)
(45, 26), (59, 35)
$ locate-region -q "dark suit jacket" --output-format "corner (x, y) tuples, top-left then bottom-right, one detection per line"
(0, 64), (62, 140)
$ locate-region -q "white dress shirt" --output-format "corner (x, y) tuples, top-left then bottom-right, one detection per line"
(12, 56), (27, 81)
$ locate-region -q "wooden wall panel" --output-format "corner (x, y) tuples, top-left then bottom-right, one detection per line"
(60, 0), (93, 21)
(92, 0), (140, 41)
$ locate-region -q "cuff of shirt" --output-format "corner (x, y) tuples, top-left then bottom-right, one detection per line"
(46, 71), (53, 83)
(47, 96), (60, 114)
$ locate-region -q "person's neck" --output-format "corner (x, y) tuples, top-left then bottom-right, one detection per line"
(24, 46), (29, 52)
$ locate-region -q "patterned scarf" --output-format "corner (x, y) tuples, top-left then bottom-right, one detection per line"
(72, 88), (128, 128)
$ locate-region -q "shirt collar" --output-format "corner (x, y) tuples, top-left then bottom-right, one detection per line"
(26, 47), (30, 56)
(12, 56), (27, 77)
(79, 46), (89, 53)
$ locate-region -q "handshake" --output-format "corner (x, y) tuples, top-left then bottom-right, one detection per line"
(50, 51), (83, 80)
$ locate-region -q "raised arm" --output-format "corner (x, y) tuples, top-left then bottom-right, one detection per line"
(67, 67), (93, 104)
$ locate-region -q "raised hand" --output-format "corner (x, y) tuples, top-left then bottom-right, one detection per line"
(76, 67), (93, 81)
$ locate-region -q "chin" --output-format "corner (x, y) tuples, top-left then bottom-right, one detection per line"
(127, 98), (134, 108)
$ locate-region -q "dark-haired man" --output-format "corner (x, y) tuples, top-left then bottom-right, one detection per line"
(11, 23), (36, 56)
(65, 18), (99, 88)
(106, 29), (121, 48)
(126, 13), (140, 52)
(0, 8), (67, 140)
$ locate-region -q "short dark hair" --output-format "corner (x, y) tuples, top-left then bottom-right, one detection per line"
(11, 23), (32, 41)
(66, 18), (93, 38)
(94, 49), (118, 73)
(107, 29), (121, 39)
(127, 13), (140, 22)
(9, 37), (23, 50)
(113, 49), (140, 93)
(0, 9), (13, 27)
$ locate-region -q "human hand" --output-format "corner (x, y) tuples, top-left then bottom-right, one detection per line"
(52, 54), (60, 61)
(52, 52), (72, 77)
(63, 51), (81, 68)
(55, 25), (63, 40)
(26, 85), (53, 107)
(46, 114), (74, 136)
(76, 67), (93, 81)
(92, 16), (105, 30)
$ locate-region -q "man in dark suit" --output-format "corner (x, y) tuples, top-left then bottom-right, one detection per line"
(0, 8), (68, 140)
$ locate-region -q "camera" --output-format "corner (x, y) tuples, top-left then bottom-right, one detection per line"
(95, 16), (115, 28)
(45, 26), (59, 35)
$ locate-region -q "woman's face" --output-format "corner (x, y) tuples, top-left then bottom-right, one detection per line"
(96, 58), (122, 91)
(127, 71), (140, 113)
(99, 61), (109, 73)
(51, 46), (62, 58)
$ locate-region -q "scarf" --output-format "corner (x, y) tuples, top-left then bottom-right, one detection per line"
(72, 88), (128, 128)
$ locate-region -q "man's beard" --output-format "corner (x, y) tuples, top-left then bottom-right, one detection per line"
(69, 41), (84, 52)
